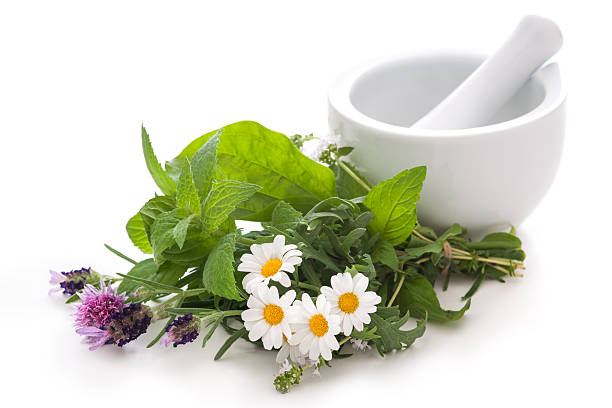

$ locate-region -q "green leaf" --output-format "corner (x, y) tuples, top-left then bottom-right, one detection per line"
(364, 166), (426, 245)
(269, 200), (304, 230)
(150, 209), (190, 263)
(126, 213), (153, 254)
(370, 310), (426, 355)
(214, 327), (247, 360)
(331, 160), (370, 199)
(191, 131), (220, 200)
(173, 213), (198, 249)
(141, 125), (176, 195)
(202, 230), (241, 300)
(396, 273), (470, 322)
(118, 271), (183, 293)
(372, 240), (399, 270)
(201, 318), (221, 349)
(214, 121), (337, 219)
(139, 196), (176, 237)
(176, 159), (201, 213)
(117, 259), (158, 295)
(342, 228), (367, 252)
(201, 179), (261, 235)
(467, 232), (522, 250)
(104, 243), (137, 264)
(351, 327), (380, 341)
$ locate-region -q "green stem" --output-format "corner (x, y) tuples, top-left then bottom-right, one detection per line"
(337, 158), (371, 192)
(297, 282), (321, 292)
(387, 274), (405, 307)
(338, 336), (351, 346)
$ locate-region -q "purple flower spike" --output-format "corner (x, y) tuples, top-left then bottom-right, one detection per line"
(160, 313), (201, 348)
(49, 267), (99, 296)
(74, 279), (126, 329)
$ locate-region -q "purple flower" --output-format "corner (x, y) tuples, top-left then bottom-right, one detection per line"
(160, 314), (201, 347)
(49, 267), (98, 296)
(74, 279), (126, 329)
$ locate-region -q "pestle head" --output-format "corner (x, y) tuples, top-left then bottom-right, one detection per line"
(412, 15), (563, 130)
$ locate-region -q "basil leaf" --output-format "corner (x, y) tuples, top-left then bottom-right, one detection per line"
(191, 131), (220, 200)
(176, 159), (201, 213)
(125, 213), (152, 254)
(396, 273), (470, 322)
(201, 179), (261, 235)
(364, 166), (426, 245)
(202, 230), (241, 300)
(141, 125), (176, 195)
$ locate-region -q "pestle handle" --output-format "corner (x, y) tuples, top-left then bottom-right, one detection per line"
(412, 15), (563, 130)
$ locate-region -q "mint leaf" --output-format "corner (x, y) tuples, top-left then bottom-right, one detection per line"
(150, 209), (189, 263)
(173, 213), (198, 249)
(269, 200), (304, 230)
(117, 259), (158, 295)
(126, 213), (152, 254)
(396, 273), (470, 322)
(201, 179), (261, 235)
(364, 166), (426, 245)
(176, 159), (201, 213)
(214, 121), (337, 219)
(139, 196), (176, 237)
(191, 131), (220, 200)
(141, 125), (176, 195)
(372, 240), (399, 270)
(202, 230), (241, 300)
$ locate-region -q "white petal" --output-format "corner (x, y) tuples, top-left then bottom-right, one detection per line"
(271, 326), (283, 349)
(274, 234), (286, 247)
(279, 263), (295, 273)
(276, 344), (289, 363)
(318, 338), (331, 360)
(247, 294), (265, 309)
(262, 242), (275, 260)
(250, 244), (267, 263)
(342, 314), (352, 336)
(320, 286), (334, 299)
(325, 333), (340, 351)
(350, 314), (364, 331)
(262, 330), (274, 350)
(315, 294), (327, 312)
(240, 253), (260, 264)
(353, 273), (369, 294)
(330, 274), (341, 291)
(289, 328), (310, 346)
(280, 321), (292, 339)
(280, 289), (296, 306)
(248, 320), (269, 342)
(269, 285), (280, 303)
(302, 293), (318, 315)
(283, 244), (298, 251)
(299, 333), (315, 355)
(276, 272), (291, 287)
(342, 272), (354, 292)
(309, 338), (320, 360)
(241, 309), (263, 322)
(356, 309), (371, 324)
(282, 249), (302, 261)
(361, 292), (382, 305)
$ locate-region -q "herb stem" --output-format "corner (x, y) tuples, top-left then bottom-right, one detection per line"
(297, 282), (321, 292)
(336, 158), (371, 192)
(387, 274), (406, 307)
(338, 336), (351, 346)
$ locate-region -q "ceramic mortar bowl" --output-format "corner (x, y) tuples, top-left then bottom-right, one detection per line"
(328, 52), (565, 236)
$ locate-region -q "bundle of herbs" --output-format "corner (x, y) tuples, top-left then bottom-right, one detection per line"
(50, 121), (525, 393)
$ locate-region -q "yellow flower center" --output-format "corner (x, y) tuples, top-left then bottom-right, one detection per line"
(338, 292), (359, 314)
(263, 304), (284, 325)
(309, 314), (329, 337)
(261, 258), (282, 278)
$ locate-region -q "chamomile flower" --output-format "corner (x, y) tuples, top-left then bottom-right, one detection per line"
(321, 272), (381, 336)
(239, 235), (302, 293)
(241, 285), (295, 350)
(288, 293), (341, 361)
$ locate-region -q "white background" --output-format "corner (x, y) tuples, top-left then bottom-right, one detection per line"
(1, 0), (610, 406)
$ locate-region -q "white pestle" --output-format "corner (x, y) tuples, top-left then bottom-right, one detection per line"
(412, 15), (563, 130)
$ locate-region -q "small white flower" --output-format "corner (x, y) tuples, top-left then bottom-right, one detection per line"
(321, 272), (381, 336)
(241, 285), (295, 350)
(276, 333), (306, 365)
(278, 359), (293, 375)
(350, 338), (371, 352)
(239, 235), (302, 293)
(288, 293), (341, 361)
(304, 132), (341, 161)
